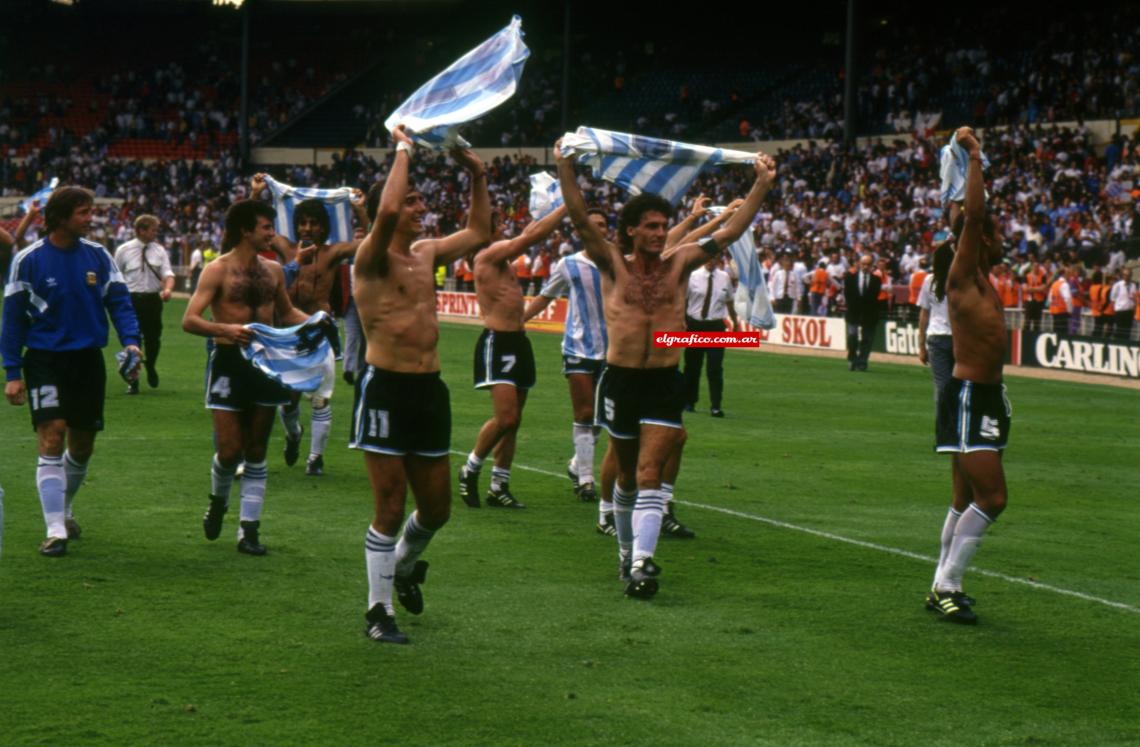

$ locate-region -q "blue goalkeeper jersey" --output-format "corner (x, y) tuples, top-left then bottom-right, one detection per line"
(2, 236), (140, 381)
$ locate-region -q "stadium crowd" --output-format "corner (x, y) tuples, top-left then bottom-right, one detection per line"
(4, 121), (1138, 340)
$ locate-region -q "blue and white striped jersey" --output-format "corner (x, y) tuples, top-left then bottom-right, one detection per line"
(539, 252), (607, 360)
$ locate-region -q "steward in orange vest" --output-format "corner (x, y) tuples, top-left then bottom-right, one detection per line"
(1048, 274), (1072, 333)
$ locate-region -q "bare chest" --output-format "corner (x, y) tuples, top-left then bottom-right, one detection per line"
(225, 264), (276, 309)
(619, 261), (678, 313)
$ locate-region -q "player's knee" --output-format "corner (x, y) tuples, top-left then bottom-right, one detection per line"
(977, 489), (1007, 517)
(636, 463), (663, 489)
(372, 510), (404, 537)
(216, 452), (242, 470)
(496, 412), (520, 433)
(37, 429), (66, 456)
(68, 444), (94, 463)
(312, 396), (329, 410)
(419, 502), (450, 530)
(244, 446), (268, 463)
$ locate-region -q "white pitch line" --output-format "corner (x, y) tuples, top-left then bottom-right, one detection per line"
(468, 452), (1140, 615)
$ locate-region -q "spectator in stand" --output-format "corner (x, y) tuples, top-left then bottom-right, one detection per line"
(1109, 268), (1136, 340)
(769, 252), (799, 314)
(1087, 270), (1111, 337)
(908, 256), (929, 322)
(1022, 258), (1049, 332)
(875, 256), (893, 319)
(189, 244), (204, 293)
(807, 259), (831, 317)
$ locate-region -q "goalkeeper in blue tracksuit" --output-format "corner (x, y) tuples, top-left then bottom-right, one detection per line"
(2, 186), (141, 557)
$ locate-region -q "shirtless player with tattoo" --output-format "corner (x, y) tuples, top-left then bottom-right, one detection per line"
(183, 199), (310, 556)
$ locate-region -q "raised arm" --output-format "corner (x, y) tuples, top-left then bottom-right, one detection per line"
(666, 194), (709, 247)
(426, 148), (492, 266)
(355, 129), (414, 278)
(13, 202), (41, 248)
(664, 153), (777, 271)
(182, 262), (252, 345)
(948, 127), (985, 288)
(250, 173), (269, 201)
(272, 262), (311, 326)
(479, 205), (568, 266)
(556, 140), (621, 273)
(670, 198), (745, 248)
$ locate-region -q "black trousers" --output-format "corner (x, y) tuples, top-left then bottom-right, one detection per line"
(130, 292), (164, 373)
(846, 321), (875, 366)
(683, 317), (726, 409)
(1025, 300), (1044, 331)
(772, 297), (794, 314)
(1114, 311), (1134, 340)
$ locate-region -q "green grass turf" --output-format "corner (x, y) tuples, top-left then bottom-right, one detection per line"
(1, 301), (1137, 746)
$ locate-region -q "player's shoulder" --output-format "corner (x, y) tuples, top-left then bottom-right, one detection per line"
(81, 238), (116, 263)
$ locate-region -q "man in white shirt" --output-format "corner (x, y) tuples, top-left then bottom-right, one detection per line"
(683, 255), (739, 417)
(189, 245), (204, 293)
(768, 252), (800, 314)
(113, 214), (174, 393)
(1109, 267), (1136, 340)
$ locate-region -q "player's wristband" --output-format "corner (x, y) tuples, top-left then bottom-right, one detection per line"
(396, 141), (413, 154)
(698, 236), (720, 256)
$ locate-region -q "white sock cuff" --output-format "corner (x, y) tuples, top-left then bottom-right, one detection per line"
(365, 527), (397, 552)
(212, 454), (238, 475)
(242, 461), (268, 480)
(63, 451), (87, 469)
(967, 503), (995, 524)
(613, 486), (638, 507)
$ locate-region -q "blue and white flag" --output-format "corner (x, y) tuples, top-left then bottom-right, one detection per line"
(385, 16), (530, 149)
(708, 207), (774, 330)
(558, 127), (757, 206)
(21, 177), (58, 214)
(263, 175), (355, 243)
(939, 132), (990, 208)
(242, 311), (336, 399)
(528, 172), (563, 221)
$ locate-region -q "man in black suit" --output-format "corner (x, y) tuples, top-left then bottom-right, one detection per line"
(843, 253), (881, 371)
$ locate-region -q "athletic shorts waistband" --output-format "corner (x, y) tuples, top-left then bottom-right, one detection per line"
(367, 366), (442, 382)
(482, 329), (527, 339)
(950, 376), (1004, 390)
(602, 363), (679, 376)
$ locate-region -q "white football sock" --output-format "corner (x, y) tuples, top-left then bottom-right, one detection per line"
(63, 451), (89, 518)
(632, 489), (668, 562)
(365, 527), (397, 615)
(572, 423), (595, 486)
(36, 456), (67, 539)
(309, 404), (332, 459)
(938, 503), (994, 593)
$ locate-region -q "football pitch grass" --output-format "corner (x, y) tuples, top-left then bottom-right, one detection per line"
(1, 303), (1137, 746)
